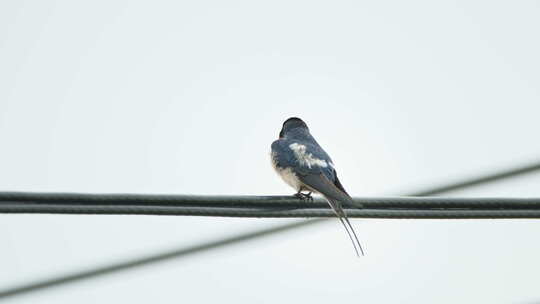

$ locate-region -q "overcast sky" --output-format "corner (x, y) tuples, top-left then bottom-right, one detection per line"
(1, 0), (540, 303)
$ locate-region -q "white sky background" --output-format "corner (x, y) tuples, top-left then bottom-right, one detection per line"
(1, 0), (540, 303)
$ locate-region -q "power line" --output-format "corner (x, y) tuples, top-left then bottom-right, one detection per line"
(405, 161), (540, 196)
(2, 195), (540, 218)
(1, 159), (540, 299)
(5, 191), (540, 208)
(0, 221), (312, 299)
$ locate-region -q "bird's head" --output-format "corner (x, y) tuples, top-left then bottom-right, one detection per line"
(279, 117), (309, 138)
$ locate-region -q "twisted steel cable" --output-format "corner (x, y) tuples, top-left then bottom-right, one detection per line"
(2, 193), (540, 218)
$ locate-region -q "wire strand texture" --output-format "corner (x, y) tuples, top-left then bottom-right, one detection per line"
(2, 192), (540, 218)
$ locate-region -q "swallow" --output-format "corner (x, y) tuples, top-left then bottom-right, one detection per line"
(271, 117), (364, 256)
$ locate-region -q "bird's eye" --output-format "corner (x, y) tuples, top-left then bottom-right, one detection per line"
(279, 130), (284, 138)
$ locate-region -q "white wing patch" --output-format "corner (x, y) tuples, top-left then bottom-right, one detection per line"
(289, 143), (328, 169)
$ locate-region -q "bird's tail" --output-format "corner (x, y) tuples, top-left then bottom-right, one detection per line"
(326, 197), (365, 257)
(297, 173), (364, 256)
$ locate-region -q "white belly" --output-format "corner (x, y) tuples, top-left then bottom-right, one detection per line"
(270, 151), (302, 191)
(275, 166), (302, 191)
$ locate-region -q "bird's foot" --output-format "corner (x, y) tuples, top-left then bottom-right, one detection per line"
(295, 191), (313, 202)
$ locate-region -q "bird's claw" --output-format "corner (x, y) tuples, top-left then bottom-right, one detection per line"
(295, 192), (313, 202)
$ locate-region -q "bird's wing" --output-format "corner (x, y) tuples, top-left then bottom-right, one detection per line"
(331, 171), (364, 209)
(299, 172), (353, 205)
(333, 171), (348, 194)
(298, 173), (365, 256)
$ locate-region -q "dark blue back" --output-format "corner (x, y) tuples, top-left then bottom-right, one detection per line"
(271, 128), (336, 182)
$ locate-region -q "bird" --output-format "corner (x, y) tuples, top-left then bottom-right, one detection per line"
(270, 117), (364, 256)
